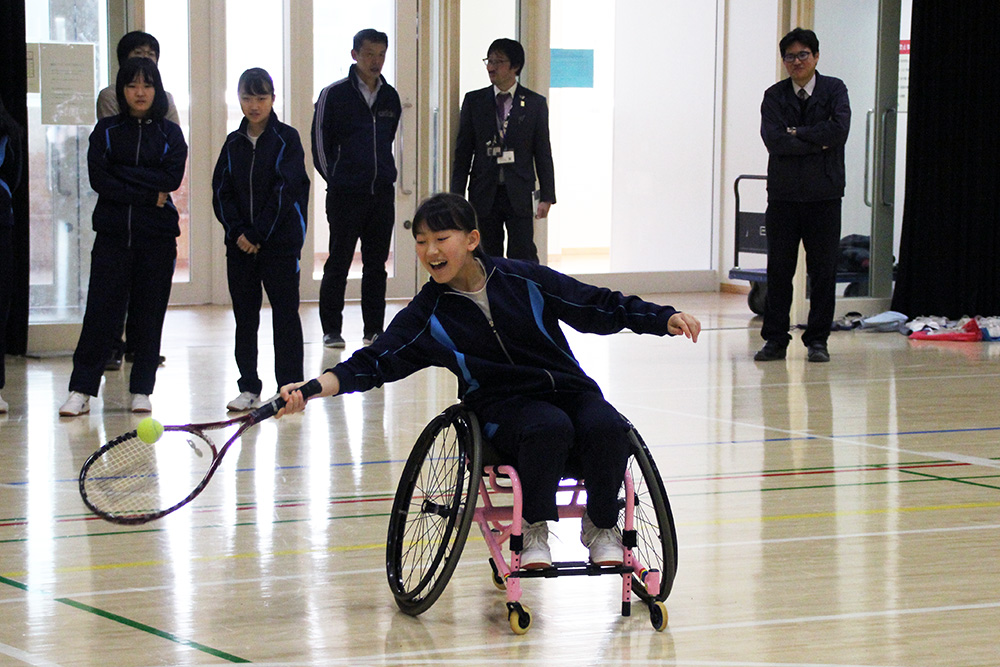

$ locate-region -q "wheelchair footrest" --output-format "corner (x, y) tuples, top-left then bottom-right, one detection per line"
(508, 561), (634, 579)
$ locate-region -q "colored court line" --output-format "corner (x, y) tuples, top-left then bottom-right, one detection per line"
(678, 499), (1000, 526)
(2, 458), (997, 539)
(4, 421), (999, 491)
(0, 575), (250, 663)
(632, 401), (1000, 470)
(6, 523), (996, 606)
(4, 497), (997, 581)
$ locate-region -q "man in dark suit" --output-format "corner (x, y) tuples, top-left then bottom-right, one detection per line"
(755, 28), (850, 363)
(451, 38), (556, 263)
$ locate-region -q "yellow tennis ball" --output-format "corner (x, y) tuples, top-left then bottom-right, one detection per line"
(136, 417), (164, 444)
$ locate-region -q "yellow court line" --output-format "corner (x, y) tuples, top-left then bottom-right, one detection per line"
(680, 499), (1000, 526)
(5, 502), (996, 579)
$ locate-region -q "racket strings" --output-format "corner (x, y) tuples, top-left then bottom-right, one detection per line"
(81, 430), (216, 520)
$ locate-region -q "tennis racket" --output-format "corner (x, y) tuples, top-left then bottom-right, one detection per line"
(79, 379), (322, 524)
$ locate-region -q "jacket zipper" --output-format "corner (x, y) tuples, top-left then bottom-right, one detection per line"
(248, 139), (256, 229)
(487, 317), (515, 365)
(368, 104), (378, 195)
(128, 120), (144, 247)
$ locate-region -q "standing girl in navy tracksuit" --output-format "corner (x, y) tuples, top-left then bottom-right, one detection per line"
(278, 192), (701, 569)
(60, 58), (187, 417)
(0, 94), (24, 414)
(213, 68), (309, 412)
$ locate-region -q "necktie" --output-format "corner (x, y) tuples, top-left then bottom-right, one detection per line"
(797, 88), (808, 118)
(496, 92), (511, 123)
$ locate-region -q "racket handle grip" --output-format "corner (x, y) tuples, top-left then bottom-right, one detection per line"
(251, 378), (324, 421)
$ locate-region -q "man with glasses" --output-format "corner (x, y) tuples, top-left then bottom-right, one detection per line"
(451, 38), (556, 263)
(755, 28), (851, 363)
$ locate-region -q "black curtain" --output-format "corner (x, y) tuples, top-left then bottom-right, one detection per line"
(890, 1), (1000, 318)
(1, 1), (29, 355)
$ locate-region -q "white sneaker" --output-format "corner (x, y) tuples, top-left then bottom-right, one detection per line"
(519, 519), (552, 569)
(581, 512), (624, 566)
(59, 391), (91, 417)
(0, 393), (8, 414)
(362, 333), (380, 346)
(226, 391), (262, 411)
(130, 393), (152, 413)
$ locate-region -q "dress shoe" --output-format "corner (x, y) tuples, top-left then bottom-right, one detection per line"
(807, 341), (830, 362)
(754, 340), (787, 361)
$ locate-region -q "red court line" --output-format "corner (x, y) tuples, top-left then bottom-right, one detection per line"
(665, 460), (971, 484)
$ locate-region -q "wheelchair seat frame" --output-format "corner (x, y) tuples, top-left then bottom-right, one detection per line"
(385, 404), (677, 634)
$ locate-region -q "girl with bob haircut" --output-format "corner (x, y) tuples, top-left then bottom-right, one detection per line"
(277, 191), (701, 570)
(59, 58), (187, 416)
(213, 67), (310, 412)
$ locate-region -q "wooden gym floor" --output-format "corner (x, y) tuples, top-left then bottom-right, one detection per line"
(0, 292), (997, 666)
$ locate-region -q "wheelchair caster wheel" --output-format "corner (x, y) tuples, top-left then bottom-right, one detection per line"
(488, 558), (506, 591)
(649, 600), (668, 632)
(507, 602), (532, 635)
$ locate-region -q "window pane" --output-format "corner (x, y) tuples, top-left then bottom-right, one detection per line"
(26, 0), (107, 323)
(145, 1), (192, 283)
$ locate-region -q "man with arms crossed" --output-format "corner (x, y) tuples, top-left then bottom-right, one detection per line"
(755, 28), (850, 363)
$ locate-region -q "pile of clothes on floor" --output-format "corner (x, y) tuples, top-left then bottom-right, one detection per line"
(831, 311), (1000, 341)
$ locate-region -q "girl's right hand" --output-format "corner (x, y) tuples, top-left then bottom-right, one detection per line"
(277, 381), (310, 418)
(237, 234), (260, 254)
(156, 192), (168, 207)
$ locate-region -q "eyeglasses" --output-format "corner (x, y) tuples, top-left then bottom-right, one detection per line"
(782, 50), (813, 63)
(483, 58), (509, 67)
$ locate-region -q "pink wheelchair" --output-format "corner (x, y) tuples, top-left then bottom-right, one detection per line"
(385, 404), (678, 634)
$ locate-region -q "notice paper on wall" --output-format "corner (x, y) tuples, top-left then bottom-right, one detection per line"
(31, 42), (96, 126)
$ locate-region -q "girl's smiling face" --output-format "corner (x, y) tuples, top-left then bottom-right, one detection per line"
(414, 221), (483, 291)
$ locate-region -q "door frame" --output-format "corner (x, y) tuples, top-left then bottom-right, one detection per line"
(184, 0), (422, 307)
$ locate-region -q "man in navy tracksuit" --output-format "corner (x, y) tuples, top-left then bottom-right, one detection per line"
(311, 28), (402, 349)
(213, 67), (310, 411)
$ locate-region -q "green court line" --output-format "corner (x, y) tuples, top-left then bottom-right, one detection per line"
(0, 575), (250, 663)
(897, 468), (1000, 491)
(56, 598), (251, 663)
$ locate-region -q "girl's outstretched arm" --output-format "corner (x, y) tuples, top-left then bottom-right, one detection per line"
(276, 371), (340, 417)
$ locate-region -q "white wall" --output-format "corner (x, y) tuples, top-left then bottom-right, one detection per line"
(459, 0), (517, 99)
(719, 0), (778, 281)
(547, 0), (615, 254)
(610, 1), (719, 272)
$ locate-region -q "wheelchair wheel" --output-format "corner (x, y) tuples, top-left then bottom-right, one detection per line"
(386, 405), (482, 616)
(620, 423), (678, 602)
(748, 282), (767, 316)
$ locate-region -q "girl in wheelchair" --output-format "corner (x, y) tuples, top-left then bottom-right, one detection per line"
(279, 192), (700, 569)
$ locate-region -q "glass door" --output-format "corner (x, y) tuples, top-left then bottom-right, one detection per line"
(814, 0), (903, 302)
(25, 0), (109, 323)
(157, 0), (420, 307)
(306, 0), (419, 301)
(544, 1), (719, 290)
